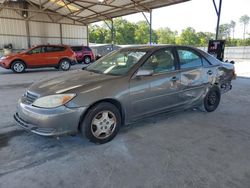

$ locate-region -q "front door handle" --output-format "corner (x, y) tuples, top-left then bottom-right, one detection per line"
(207, 70), (213, 75)
(171, 76), (179, 82)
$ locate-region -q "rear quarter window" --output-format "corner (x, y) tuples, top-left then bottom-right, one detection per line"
(83, 47), (92, 52)
(71, 46), (83, 52)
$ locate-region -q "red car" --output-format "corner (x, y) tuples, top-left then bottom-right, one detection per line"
(71, 46), (95, 64)
(0, 44), (77, 73)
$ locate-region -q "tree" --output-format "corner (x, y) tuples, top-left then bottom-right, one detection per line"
(134, 21), (157, 44)
(196, 32), (214, 46)
(218, 24), (231, 39)
(239, 15), (250, 40)
(156, 27), (177, 44)
(113, 18), (136, 44)
(176, 27), (199, 46)
(230, 20), (236, 39)
(89, 25), (108, 43)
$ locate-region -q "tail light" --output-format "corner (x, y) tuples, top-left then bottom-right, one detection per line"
(232, 67), (237, 80)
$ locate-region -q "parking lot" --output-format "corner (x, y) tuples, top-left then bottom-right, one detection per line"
(0, 62), (250, 188)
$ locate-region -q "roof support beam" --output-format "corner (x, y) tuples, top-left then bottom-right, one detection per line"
(142, 10), (153, 44)
(103, 19), (115, 50)
(213, 0), (223, 39)
(80, 0), (151, 23)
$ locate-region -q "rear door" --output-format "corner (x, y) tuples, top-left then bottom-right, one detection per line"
(44, 46), (66, 65)
(176, 47), (209, 103)
(129, 48), (183, 120)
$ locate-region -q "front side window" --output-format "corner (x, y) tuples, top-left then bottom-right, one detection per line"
(178, 49), (202, 69)
(86, 50), (146, 76)
(141, 49), (175, 74)
(29, 47), (43, 54)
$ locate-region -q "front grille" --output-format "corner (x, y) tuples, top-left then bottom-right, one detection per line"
(25, 91), (39, 104)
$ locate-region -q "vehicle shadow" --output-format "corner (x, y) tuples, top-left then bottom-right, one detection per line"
(0, 108), (202, 177)
(121, 108), (198, 134)
(0, 65), (86, 75)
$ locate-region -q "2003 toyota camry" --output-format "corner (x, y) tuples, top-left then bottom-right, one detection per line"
(14, 45), (235, 144)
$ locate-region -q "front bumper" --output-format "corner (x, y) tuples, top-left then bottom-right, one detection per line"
(14, 102), (86, 136)
(0, 59), (10, 69)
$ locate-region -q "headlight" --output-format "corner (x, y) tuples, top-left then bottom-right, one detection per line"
(0, 56), (8, 60)
(32, 94), (76, 108)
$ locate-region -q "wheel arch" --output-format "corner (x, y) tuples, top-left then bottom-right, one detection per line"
(78, 98), (126, 131)
(10, 59), (27, 68)
(58, 57), (72, 65)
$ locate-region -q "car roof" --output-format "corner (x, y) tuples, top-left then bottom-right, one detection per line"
(120, 45), (200, 52)
(34, 44), (69, 48)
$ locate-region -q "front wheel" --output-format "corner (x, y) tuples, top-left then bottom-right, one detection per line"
(59, 59), (71, 71)
(201, 86), (221, 112)
(11, 61), (26, 73)
(80, 102), (121, 144)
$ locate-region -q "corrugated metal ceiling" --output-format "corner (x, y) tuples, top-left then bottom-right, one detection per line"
(1, 0), (190, 24)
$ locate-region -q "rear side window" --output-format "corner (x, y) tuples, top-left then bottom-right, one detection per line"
(178, 49), (202, 69)
(83, 47), (92, 52)
(71, 46), (83, 52)
(46, 46), (65, 52)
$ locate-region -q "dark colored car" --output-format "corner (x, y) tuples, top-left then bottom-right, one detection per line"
(0, 44), (77, 73)
(71, 46), (95, 64)
(14, 45), (235, 144)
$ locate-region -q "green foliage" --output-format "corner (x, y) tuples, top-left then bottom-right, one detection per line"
(89, 17), (250, 47)
(89, 25), (108, 44)
(176, 27), (199, 46)
(156, 27), (177, 44)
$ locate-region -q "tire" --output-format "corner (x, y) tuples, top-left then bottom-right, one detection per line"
(200, 86), (221, 112)
(83, 56), (91, 64)
(80, 102), (121, 144)
(11, 60), (26, 73)
(59, 59), (71, 71)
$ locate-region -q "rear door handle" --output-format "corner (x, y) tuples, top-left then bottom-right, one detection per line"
(207, 70), (213, 75)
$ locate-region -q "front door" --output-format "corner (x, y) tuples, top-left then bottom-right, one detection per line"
(24, 46), (46, 66)
(129, 48), (183, 120)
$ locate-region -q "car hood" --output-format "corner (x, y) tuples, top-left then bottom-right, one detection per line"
(28, 70), (116, 96)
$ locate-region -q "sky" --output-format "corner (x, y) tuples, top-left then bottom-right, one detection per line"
(121, 0), (250, 38)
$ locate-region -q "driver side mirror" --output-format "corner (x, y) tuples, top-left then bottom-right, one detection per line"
(135, 69), (153, 77)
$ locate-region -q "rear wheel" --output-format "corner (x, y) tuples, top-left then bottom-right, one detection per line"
(83, 56), (91, 64)
(200, 86), (221, 112)
(80, 102), (121, 144)
(59, 59), (71, 71)
(11, 60), (26, 73)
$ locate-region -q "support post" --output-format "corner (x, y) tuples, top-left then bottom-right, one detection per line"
(25, 20), (31, 48)
(213, 0), (222, 39)
(111, 19), (114, 51)
(87, 24), (89, 46)
(142, 10), (153, 45)
(149, 10), (152, 45)
(59, 23), (63, 45)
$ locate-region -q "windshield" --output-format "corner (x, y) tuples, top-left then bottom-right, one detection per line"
(86, 50), (147, 76)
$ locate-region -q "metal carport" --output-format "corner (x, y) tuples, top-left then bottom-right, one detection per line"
(0, 0), (190, 50)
